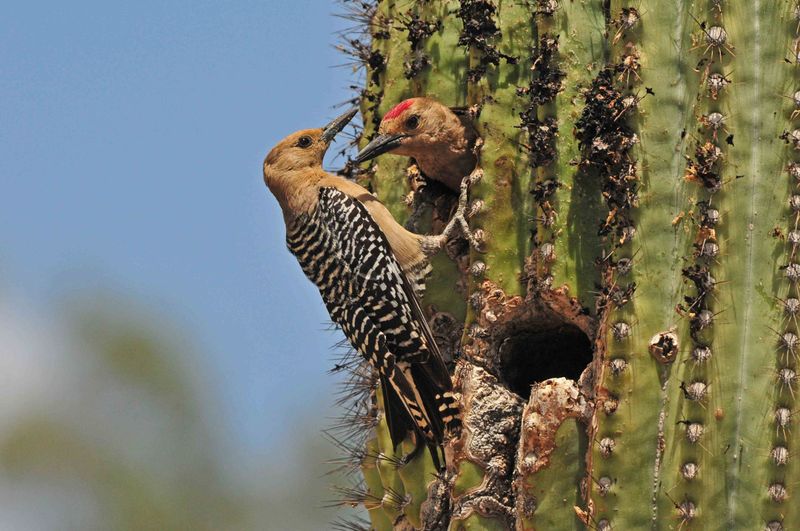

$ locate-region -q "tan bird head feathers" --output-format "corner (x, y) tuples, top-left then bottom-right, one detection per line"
(264, 108), (357, 177)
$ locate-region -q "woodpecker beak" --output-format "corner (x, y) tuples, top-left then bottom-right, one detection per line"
(321, 108), (358, 144)
(354, 133), (408, 163)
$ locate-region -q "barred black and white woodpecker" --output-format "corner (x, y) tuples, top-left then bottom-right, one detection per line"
(263, 109), (462, 469)
(354, 97), (478, 192)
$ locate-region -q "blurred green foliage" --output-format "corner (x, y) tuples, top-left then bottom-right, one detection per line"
(0, 293), (356, 530)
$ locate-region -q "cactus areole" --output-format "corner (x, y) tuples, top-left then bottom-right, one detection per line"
(324, 1), (800, 529)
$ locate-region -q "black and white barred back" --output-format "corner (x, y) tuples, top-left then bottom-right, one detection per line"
(285, 187), (460, 469)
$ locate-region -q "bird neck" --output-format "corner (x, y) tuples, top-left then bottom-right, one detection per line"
(264, 167), (323, 221)
(413, 136), (475, 191)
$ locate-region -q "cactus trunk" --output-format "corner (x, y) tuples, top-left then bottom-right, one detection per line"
(331, 0), (800, 529)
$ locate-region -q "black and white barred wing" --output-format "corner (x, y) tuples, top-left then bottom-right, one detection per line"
(286, 187), (459, 463)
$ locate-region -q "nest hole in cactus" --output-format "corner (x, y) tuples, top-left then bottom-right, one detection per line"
(497, 320), (593, 400)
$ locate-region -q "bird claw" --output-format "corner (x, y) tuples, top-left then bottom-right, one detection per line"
(441, 168), (483, 251)
(419, 168), (483, 256)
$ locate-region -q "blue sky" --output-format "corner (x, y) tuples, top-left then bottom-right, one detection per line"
(1, 1), (360, 460)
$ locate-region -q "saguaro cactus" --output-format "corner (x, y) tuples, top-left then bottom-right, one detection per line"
(329, 1), (800, 529)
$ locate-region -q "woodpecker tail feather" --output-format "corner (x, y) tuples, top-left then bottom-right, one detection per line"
(384, 359), (461, 471)
(382, 358), (446, 471)
(409, 363), (462, 438)
(436, 390), (462, 435)
(379, 371), (414, 452)
(334, 304), (447, 469)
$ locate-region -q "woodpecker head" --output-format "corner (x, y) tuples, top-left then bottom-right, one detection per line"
(264, 108), (357, 177)
(355, 98), (461, 163)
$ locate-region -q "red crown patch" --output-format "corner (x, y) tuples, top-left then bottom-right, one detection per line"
(383, 99), (415, 121)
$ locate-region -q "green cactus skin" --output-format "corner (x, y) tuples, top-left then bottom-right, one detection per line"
(621, 4), (699, 523)
(361, 437), (393, 530)
(521, 420), (584, 530)
(709, 3), (797, 528)
(585, 0), (691, 528)
(547, 0), (608, 311)
(417, 0), (467, 105)
(666, 2), (797, 528)
(608, 0), (706, 527)
(586, 1), (800, 530)
(334, 0), (800, 529)
(451, 459), (483, 499)
(462, 0), (535, 299)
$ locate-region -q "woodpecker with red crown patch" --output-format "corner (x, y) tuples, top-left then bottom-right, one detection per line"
(263, 109), (464, 469)
(355, 97), (479, 192)
(356, 97), (483, 250)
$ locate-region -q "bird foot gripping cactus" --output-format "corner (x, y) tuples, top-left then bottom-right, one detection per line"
(423, 165), (485, 255)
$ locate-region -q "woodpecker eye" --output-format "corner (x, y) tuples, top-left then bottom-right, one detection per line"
(297, 136), (313, 148)
(405, 115), (420, 130)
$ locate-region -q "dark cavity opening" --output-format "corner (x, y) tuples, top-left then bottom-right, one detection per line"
(498, 323), (593, 400)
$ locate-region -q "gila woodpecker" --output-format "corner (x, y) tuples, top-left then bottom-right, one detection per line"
(263, 109), (463, 469)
